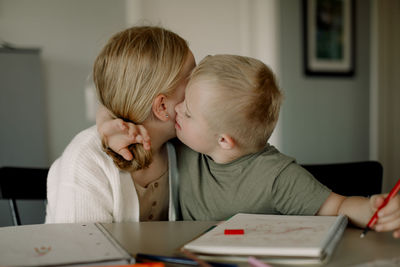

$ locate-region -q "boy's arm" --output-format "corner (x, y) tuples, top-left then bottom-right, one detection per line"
(96, 105), (151, 161)
(318, 192), (400, 238)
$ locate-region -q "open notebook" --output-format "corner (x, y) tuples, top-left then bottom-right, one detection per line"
(183, 213), (348, 265)
(0, 223), (134, 267)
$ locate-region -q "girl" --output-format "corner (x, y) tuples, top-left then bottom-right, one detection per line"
(45, 26), (195, 223)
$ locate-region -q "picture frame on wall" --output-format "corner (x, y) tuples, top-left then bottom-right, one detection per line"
(303, 0), (355, 76)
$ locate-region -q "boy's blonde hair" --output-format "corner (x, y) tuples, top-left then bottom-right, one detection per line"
(93, 26), (189, 171)
(189, 55), (283, 152)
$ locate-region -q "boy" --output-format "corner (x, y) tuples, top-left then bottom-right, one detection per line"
(173, 55), (330, 221)
(99, 55), (400, 237)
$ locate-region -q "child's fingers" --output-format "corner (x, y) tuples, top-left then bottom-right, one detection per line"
(137, 125), (150, 141)
(118, 119), (128, 130)
(132, 134), (151, 150)
(369, 194), (400, 234)
(137, 125), (151, 150)
(117, 148), (134, 161)
(374, 202), (400, 232)
(374, 215), (400, 232)
(107, 131), (136, 154)
(377, 195), (400, 217)
(126, 123), (150, 148)
(127, 123), (141, 139)
(111, 119), (127, 134)
(370, 194), (386, 210)
(99, 119), (129, 142)
(376, 208), (400, 225)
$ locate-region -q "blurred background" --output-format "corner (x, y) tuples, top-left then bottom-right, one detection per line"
(0, 0), (398, 191)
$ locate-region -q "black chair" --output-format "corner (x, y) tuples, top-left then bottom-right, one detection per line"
(0, 167), (48, 226)
(301, 161), (383, 197)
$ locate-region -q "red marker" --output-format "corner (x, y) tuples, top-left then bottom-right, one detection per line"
(224, 229), (244, 235)
(360, 178), (400, 238)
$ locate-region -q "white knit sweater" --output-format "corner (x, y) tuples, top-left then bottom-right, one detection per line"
(45, 126), (180, 223)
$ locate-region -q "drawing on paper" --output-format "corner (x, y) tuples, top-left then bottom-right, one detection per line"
(198, 214), (337, 247)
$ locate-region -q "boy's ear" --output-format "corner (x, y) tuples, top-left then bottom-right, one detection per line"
(152, 94), (169, 121)
(217, 134), (236, 150)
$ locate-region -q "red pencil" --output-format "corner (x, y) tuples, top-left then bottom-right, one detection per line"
(360, 178), (400, 238)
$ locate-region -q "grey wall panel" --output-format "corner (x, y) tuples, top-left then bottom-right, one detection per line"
(0, 48), (48, 168)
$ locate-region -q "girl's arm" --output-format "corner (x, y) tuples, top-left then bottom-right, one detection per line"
(46, 133), (116, 223)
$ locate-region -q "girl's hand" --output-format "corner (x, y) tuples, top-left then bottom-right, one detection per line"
(370, 194), (400, 238)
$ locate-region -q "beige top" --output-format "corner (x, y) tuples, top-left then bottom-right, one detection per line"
(134, 169), (169, 221)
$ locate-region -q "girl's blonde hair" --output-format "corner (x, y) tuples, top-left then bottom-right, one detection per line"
(189, 55), (283, 153)
(93, 26), (189, 171)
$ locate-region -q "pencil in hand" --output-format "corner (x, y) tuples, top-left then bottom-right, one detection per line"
(360, 178), (400, 238)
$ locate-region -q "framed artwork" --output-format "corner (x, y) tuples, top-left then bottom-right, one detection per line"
(303, 0), (355, 76)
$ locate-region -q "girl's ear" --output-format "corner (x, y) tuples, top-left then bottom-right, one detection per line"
(217, 134), (236, 150)
(152, 94), (170, 121)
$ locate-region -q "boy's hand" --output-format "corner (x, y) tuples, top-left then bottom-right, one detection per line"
(370, 194), (400, 238)
(98, 118), (151, 161)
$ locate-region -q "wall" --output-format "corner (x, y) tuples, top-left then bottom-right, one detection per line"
(0, 0), (371, 166)
(127, 0), (372, 164)
(0, 49), (48, 168)
(0, 0), (126, 163)
(279, 0), (371, 164)
(375, 0), (400, 192)
(126, 0), (282, 146)
(0, 0), (281, 164)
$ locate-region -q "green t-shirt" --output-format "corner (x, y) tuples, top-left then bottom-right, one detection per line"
(175, 142), (331, 221)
